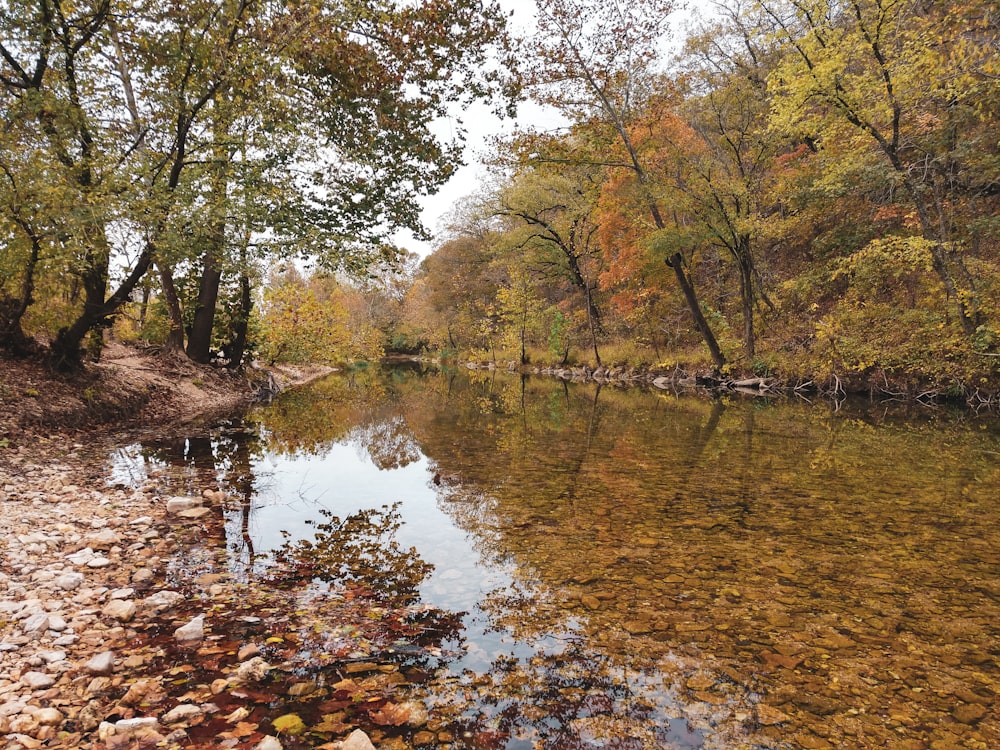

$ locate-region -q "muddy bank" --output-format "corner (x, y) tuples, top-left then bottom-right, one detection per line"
(0, 343), (332, 446)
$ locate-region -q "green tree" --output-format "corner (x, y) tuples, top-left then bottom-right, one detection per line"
(757, 0), (999, 339)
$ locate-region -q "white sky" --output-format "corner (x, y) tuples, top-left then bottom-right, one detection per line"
(392, 0), (707, 258)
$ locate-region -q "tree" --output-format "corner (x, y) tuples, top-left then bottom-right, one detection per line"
(1, 0), (515, 369)
(493, 164), (605, 364)
(518, 0), (727, 368)
(756, 0), (998, 339)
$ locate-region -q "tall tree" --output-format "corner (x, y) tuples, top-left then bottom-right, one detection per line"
(518, 0), (727, 368)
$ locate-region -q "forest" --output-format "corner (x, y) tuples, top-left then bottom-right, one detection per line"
(2, 0), (999, 397)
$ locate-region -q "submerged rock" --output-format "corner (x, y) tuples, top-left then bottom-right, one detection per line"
(174, 616), (204, 643)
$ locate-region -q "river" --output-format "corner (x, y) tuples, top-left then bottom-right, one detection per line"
(111, 365), (1000, 749)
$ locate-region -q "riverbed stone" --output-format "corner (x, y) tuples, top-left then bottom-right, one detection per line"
(21, 671), (56, 689)
(162, 703), (204, 724)
(174, 616), (204, 643)
(165, 496), (201, 514)
(953, 703), (987, 724)
(34, 707), (64, 726)
(341, 729), (377, 750)
(54, 571), (85, 590)
(84, 651), (116, 675)
(102, 599), (137, 622)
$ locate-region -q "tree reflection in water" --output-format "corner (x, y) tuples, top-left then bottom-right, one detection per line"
(113, 366), (1000, 750)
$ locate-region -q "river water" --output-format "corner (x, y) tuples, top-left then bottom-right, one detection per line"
(111, 366), (1000, 749)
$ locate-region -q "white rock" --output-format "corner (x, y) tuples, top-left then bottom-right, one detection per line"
(40, 650), (67, 664)
(110, 587), (135, 600)
(47, 614), (68, 632)
(102, 600), (137, 622)
(162, 703), (204, 724)
(341, 729), (377, 750)
(0, 701), (27, 718)
(66, 548), (95, 565)
(34, 707), (63, 726)
(165, 496), (202, 514)
(86, 556), (112, 568)
(235, 656), (271, 683)
(142, 590), (184, 611)
(174, 616), (204, 643)
(84, 651), (116, 675)
(21, 671), (55, 689)
(20, 612), (49, 634)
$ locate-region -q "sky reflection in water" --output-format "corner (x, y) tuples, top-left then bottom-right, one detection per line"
(112, 366), (1000, 750)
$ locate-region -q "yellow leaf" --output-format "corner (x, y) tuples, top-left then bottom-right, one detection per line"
(272, 713), (306, 735)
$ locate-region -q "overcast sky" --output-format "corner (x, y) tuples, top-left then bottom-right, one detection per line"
(392, 0), (707, 258)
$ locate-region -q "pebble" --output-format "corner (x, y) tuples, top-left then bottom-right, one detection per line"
(174, 616), (205, 643)
(85, 651), (116, 675)
(101, 600), (137, 622)
(20, 672), (56, 690)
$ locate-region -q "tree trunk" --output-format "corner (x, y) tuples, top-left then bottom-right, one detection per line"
(224, 271), (253, 369)
(51, 241), (155, 370)
(737, 251), (755, 360)
(0, 226), (42, 355)
(666, 252), (726, 370)
(186, 252), (222, 363)
(187, 110), (229, 364)
(157, 262), (185, 353)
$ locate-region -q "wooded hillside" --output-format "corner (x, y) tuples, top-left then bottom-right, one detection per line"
(398, 0), (1000, 395)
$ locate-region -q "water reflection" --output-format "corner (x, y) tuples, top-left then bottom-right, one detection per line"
(112, 367), (1000, 750)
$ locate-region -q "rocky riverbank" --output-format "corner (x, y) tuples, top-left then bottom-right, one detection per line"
(0, 441), (424, 750)
(0, 347), (397, 750)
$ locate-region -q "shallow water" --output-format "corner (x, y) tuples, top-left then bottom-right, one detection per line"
(112, 366), (1000, 749)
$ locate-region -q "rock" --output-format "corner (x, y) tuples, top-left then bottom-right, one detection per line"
(84, 528), (120, 550)
(755, 704), (791, 726)
(102, 599), (137, 622)
(47, 614), (68, 632)
(581, 595), (601, 610)
(132, 568), (155, 588)
(86, 556), (112, 568)
(761, 650), (803, 671)
(177, 506), (212, 519)
(34, 707), (63, 726)
(0, 701), (28, 718)
(165, 496), (202, 514)
(119, 679), (167, 707)
(21, 611), (50, 634)
(686, 672), (716, 691)
(142, 590), (185, 611)
(175, 616), (205, 643)
(54, 572), (85, 590)
(236, 656), (271, 682)
(67, 548), (96, 565)
(952, 703), (987, 724)
(162, 703), (204, 724)
(287, 682), (316, 698)
(9, 713), (39, 734)
(341, 729), (377, 750)
(85, 651), (116, 675)
(21, 671), (56, 689)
